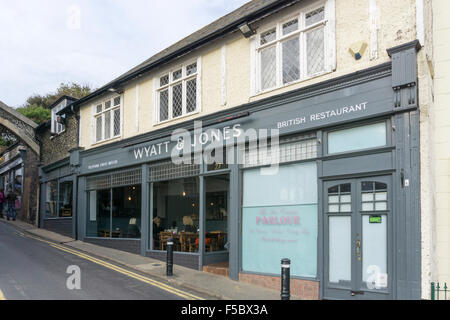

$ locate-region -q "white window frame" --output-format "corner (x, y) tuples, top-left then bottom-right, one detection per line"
(51, 103), (66, 134)
(154, 57), (201, 125)
(252, 0), (335, 95)
(92, 95), (122, 144)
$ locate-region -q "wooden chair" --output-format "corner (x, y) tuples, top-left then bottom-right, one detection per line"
(159, 231), (173, 250)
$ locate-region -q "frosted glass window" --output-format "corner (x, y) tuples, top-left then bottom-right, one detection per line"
(328, 122), (387, 154)
(362, 193), (374, 202)
(375, 202), (387, 211)
(340, 195), (351, 203)
(242, 162), (318, 278)
(329, 216), (351, 284)
(329, 205), (339, 212)
(375, 192), (387, 201)
(362, 203), (374, 211)
(328, 195), (339, 203)
(362, 215), (387, 289)
(340, 204), (351, 212)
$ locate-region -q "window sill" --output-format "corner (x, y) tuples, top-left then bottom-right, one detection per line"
(154, 110), (200, 127)
(91, 135), (122, 147)
(251, 69), (333, 99)
(50, 130), (66, 139)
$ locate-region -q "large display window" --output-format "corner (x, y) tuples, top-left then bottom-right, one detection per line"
(242, 161), (318, 278)
(152, 177), (200, 252)
(87, 185), (141, 238)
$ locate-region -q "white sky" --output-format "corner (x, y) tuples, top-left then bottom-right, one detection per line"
(0, 0), (249, 107)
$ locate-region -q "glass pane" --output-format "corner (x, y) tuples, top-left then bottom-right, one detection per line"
(375, 192), (387, 201)
(260, 28), (276, 45)
(375, 202), (387, 211)
(152, 177), (199, 252)
(362, 193), (374, 202)
(260, 46), (277, 90)
(242, 162), (318, 278)
(282, 19), (298, 35)
(86, 189), (111, 238)
(375, 182), (387, 190)
(243, 162), (317, 207)
(306, 7), (325, 26)
(340, 204), (351, 212)
(96, 104), (102, 113)
(362, 215), (388, 289)
(328, 123), (387, 154)
(329, 216), (351, 284)
(104, 111), (111, 140)
(340, 183), (351, 193)
(172, 83), (183, 118)
(113, 109), (121, 136)
(328, 195), (339, 203)
(172, 69), (182, 81)
(186, 79), (197, 113)
(159, 89), (169, 121)
(104, 101), (111, 110)
(186, 63), (197, 76)
(328, 186), (338, 194)
(205, 175), (229, 252)
(113, 96), (121, 107)
(45, 180), (58, 218)
(160, 74), (169, 87)
(111, 185), (141, 239)
(362, 202), (374, 211)
(58, 181), (73, 217)
(306, 27), (325, 75)
(96, 116), (102, 142)
(362, 181), (374, 191)
(282, 37), (300, 84)
(340, 195), (351, 203)
(329, 204), (339, 213)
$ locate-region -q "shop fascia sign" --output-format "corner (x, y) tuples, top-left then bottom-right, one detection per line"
(132, 123), (243, 161)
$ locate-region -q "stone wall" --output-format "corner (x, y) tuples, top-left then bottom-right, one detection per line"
(38, 113), (78, 167)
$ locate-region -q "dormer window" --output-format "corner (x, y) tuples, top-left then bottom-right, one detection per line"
(51, 103), (66, 134)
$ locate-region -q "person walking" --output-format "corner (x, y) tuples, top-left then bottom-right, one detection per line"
(0, 188), (5, 219)
(6, 188), (17, 221)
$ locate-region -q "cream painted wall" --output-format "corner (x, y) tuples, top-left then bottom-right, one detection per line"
(431, 0), (450, 287)
(79, 0), (418, 149)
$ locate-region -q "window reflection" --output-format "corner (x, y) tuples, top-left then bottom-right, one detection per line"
(153, 177), (199, 252)
(205, 175), (229, 252)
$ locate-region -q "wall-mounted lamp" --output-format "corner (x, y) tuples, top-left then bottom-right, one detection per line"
(238, 23), (255, 38)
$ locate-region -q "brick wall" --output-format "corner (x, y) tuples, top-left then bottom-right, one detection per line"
(239, 273), (319, 300)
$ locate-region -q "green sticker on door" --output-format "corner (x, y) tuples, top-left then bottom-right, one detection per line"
(369, 215), (382, 223)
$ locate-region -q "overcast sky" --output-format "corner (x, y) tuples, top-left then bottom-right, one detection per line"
(0, 0), (249, 108)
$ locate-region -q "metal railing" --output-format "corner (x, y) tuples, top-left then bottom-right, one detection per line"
(431, 282), (448, 300)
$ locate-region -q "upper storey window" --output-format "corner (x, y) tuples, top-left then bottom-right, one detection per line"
(51, 102), (66, 134)
(255, 2), (334, 93)
(156, 59), (200, 124)
(93, 95), (121, 143)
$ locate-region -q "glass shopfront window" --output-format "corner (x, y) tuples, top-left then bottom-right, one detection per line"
(152, 177), (199, 252)
(87, 185), (141, 238)
(328, 122), (387, 154)
(45, 180), (58, 218)
(204, 175), (229, 252)
(58, 181), (73, 217)
(242, 162), (318, 278)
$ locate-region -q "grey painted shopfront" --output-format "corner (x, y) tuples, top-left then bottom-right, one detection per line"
(67, 41), (422, 300)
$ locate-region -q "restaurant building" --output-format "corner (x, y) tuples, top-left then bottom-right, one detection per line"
(55, 0), (441, 299)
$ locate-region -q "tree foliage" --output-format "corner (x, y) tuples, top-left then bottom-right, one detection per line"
(17, 82), (94, 125)
(16, 105), (51, 125)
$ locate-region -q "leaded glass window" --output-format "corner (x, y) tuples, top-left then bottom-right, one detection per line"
(156, 60), (199, 123)
(257, 5), (329, 92)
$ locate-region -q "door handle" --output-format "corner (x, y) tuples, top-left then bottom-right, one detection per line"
(356, 239), (361, 261)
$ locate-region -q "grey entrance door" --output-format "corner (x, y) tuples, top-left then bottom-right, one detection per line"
(323, 176), (393, 300)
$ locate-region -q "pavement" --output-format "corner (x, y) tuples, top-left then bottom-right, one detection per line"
(0, 218), (284, 300)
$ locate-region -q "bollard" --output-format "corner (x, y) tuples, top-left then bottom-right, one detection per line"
(281, 258), (291, 300)
(166, 238), (174, 276)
